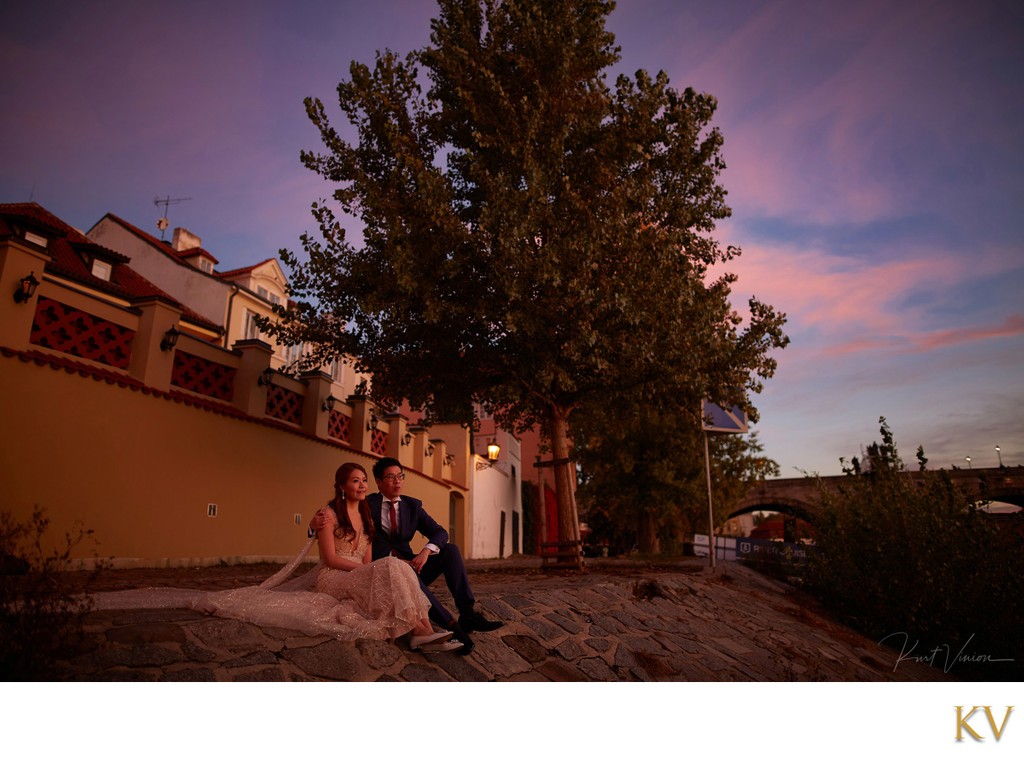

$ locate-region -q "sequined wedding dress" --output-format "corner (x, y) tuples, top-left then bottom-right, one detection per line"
(89, 522), (430, 642)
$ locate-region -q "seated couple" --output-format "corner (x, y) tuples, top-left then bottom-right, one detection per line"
(305, 458), (502, 654)
(89, 459), (501, 653)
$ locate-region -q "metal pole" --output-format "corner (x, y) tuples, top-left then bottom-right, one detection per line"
(704, 430), (716, 571)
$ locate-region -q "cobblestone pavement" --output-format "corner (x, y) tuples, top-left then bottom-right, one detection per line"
(56, 558), (951, 682)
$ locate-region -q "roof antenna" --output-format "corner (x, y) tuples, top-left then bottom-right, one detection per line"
(154, 195), (192, 241)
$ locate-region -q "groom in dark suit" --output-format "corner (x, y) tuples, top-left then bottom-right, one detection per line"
(367, 457), (502, 654)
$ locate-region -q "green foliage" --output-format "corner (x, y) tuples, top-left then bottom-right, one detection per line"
(575, 389), (779, 553)
(0, 508), (99, 680)
(805, 419), (1023, 680)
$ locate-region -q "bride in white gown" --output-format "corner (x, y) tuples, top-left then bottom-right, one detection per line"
(91, 463), (459, 651)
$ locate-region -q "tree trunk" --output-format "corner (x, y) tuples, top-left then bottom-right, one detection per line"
(547, 404), (582, 568)
(637, 507), (660, 555)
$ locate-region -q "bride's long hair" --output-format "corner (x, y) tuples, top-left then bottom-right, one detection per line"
(329, 462), (375, 541)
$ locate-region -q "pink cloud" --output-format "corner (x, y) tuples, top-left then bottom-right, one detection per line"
(715, 241), (946, 329)
(911, 314), (1024, 352)
(820, 317), (1024, 358)
(711, 236), (1020, 362)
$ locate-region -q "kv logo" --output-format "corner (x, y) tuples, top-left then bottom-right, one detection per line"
(955, 706), (1013, 742)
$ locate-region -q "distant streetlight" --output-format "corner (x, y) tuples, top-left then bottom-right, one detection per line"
(965, 455), (972, 470)
(996, 445), (1003, 468)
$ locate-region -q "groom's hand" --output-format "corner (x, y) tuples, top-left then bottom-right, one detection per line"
(411, 549), (430, 573)
(309, 510), (328, 533)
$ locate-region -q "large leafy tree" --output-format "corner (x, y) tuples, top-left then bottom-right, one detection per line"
(271, 0), (788, 557)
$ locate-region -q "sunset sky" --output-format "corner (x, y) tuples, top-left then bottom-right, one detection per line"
(3, 0), (1021, 477)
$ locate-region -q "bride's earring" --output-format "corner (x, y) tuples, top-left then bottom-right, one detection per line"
(340, 490), (346, 499)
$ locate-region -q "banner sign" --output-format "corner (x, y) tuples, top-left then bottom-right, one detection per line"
(701, 400), (748, 433)
(735, 538), (810, 562)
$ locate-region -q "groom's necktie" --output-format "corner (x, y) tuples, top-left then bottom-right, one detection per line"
(389, 500), (399, 541)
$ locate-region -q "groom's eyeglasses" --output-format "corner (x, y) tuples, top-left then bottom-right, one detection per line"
(381, 472), (405, 482)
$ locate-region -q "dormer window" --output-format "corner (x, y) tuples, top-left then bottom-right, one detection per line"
(91, 259), (113, 281)
(198, 258), (213, 274)
(24, 231), (48, 249)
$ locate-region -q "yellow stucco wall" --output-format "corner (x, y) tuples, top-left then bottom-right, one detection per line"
(0, 350), (455, 568)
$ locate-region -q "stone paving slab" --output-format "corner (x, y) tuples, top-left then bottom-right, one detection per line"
(53, 559), (956, 682)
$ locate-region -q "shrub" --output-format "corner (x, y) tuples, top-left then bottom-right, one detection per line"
(804, 419), (1022, 680)
(0, 508), (100, 680)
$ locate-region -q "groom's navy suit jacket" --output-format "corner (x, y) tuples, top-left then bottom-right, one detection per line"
(367, 492), (459, 625)
(367, 493), (447, 561)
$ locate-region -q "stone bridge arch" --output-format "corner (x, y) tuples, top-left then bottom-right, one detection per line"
(729, 467), (1024, 525)
(728, 497), (818, 524)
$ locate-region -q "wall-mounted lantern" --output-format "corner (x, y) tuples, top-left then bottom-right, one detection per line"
(13, 272), (39, 304)
(160, 327), (180, 352)
(477, 439), (501, 470)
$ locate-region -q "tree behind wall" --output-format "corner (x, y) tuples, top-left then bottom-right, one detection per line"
(575, 390), (780, 554)
(270, 0), (788, 562)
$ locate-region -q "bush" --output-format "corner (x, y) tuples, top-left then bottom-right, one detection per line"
(804, 419), (1022, 680)
(0, 508), (100, 680)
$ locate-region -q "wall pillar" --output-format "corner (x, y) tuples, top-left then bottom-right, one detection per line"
(428, 438), (451, 481)
(382, 412), (412, 462)
(128, 297), (182, 390)
(0, 240), (51, 351)
(408, 425), (430, 475)
(300, 370), (335, 439)
(231, 338), (274, 417)
(347, 395), (378, 454)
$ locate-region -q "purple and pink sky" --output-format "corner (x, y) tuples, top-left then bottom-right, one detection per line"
(3, 0), (1021, 477)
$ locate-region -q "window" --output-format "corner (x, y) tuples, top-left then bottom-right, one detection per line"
(243, 309), (261, 340)
(198, 258), (213, 274)
(284, 342), (303, 365)
(257, 286), (281, 305)
(329, 358), (343, 383)
(91, 260), (112, 281)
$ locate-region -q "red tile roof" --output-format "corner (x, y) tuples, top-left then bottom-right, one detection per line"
(0, 202), (223, 334)
(216, 257), (279, 280)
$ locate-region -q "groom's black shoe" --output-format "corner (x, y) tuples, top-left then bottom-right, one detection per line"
(449, 623), (474, 655)
(459, 609), (503, 633)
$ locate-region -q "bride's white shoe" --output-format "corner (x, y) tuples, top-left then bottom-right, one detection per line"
(409, 630), (455, 650)
(418, 638), (464, 653)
